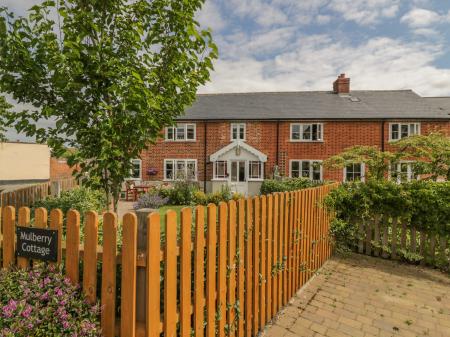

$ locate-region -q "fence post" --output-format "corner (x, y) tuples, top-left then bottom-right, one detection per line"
(194, 206), (206, 337)
(66, 210), (80, 284)
(227, 200), (237, 337)
(206, 204), (217, 337)
(180, 207), (193, 337)
(101, 212), (117, 337)
(218, 203), (228, 337)
(121, 213), (137, 337)
(2, 206), (15, 269)
(146, 212), (161, 337)
(164, 210), (178, 337)
(17, 207), (30, 269)
(83, 211), (98, 304)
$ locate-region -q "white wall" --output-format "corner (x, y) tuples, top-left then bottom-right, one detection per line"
(0, 142), (50, 181)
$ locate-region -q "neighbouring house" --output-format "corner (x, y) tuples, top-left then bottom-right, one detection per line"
(0, 142), (51, 185)
(135, 74), (450, 196)
(0, 140), (75, 185)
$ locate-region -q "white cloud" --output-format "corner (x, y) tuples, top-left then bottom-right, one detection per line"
(400, 8), (445, 28)
(327, 0), (400, 25)
(201, 36), (450, 96)
(197, 1), (226, 32)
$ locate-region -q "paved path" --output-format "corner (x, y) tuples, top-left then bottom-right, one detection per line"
(262, 254), (450, 337)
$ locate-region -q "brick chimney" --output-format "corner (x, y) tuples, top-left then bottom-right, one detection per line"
(333, 74), (350, 94)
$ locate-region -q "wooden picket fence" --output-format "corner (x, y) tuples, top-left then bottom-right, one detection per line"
(357, 217), (450, 266)
(0, 183), (337, 337)
(0, 177), (77, 209)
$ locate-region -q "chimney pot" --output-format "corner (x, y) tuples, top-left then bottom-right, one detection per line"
(333, 74), (350, 94)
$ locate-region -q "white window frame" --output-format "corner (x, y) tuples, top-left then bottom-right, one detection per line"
(389, 161), (417, 183)
(248, 161), (264, 181)
(389, 123), (420, 141)
(213, 161), (228, 181)
(165, 123), (196, 142)
(164, 159), (198, 181)
(289, 160), (323, 181)
(343, 163), (365, 182)
(290, 123), (323, 142)
(230, 123), (246, 141)
(126, 159), (142, 180)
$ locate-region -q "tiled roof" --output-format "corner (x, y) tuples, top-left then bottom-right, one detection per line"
(181, 90), (450, 120)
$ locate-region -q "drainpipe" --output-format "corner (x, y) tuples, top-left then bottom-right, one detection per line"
(276, 120), (280, 166)
(203, 121), (207, 192)
(381, 120), (385, 151)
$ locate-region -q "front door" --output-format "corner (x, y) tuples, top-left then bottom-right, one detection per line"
(230, 160), (247, 195)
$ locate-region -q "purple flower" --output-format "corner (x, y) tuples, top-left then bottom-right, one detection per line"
(21, 304), (33, 318)
(43, 277), (51, 285)
(55, 287), (64, 297)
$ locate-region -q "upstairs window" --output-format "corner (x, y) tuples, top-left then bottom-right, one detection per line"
(231, 123), (246, 141)
(344, 163), (365, 182)
(290, 160), (322, 181)
(389, 123), (420, 141)
(291, 123), (323, 142)
(165, 123), (196, 141)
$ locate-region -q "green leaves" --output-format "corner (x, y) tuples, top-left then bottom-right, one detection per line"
(0, 0), (217, 210)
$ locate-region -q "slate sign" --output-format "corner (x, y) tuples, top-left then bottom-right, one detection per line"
(16, 226), (58, 262)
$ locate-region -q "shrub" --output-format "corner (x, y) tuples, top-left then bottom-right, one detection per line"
(33, 187), (106, 221)
(159, 181), (200, 205)
(260, 177), (320, 194)
(193, 190), (208, 205)
(134, 192), (169, 210)
(0, 264), (101, 337)
(207, 191), (223, 205)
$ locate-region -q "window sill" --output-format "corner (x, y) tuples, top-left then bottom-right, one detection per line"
(212, 178), (228, 182)
(164, 140), (197, 143)
(248, 179), (264, 182)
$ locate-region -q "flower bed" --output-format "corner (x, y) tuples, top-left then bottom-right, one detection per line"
(0, 264), (101, 337)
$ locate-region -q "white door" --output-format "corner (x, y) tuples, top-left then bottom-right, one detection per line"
(230, 160), (248, 195)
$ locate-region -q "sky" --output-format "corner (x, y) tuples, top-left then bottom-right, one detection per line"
(3, 0), (450, 99)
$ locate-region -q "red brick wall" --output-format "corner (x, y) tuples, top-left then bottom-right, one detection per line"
(50, 157), (76, 180)
(140, 120), (450, 183)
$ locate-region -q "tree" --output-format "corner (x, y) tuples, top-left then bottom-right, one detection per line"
(324, 145), (403, 180)
(0, 0), (217, 211)
(393, 133), (450, 181)
(0, 96), (12, 142)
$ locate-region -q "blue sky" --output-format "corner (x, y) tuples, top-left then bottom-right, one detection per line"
(4, 0), (450, 98)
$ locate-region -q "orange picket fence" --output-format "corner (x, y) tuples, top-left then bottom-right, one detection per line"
(0, 183), (337, 337)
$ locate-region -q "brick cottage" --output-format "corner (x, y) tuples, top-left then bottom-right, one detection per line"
(132, 74), (450, 196)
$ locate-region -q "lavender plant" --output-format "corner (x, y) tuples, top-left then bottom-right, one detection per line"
(0, 264), (101, 337)
(134, 192), (169, 210)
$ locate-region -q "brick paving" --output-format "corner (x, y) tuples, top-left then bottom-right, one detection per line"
(262, 254), (450, 337)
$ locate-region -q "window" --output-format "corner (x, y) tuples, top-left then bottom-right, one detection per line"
(290, 160), (322, 180)
(249, 161), (263, 180)
(389, 123), (420, 141)
(290, 123), (323, 141)
(390, 162), (417, 183)
(165, 123), (196, 141)
(164, 159), (197, 181)
(344, 163), (365, 182)
(127, 159), (142, 180)
(231, 123), (246, 141)
(214, 161), (228, 180)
